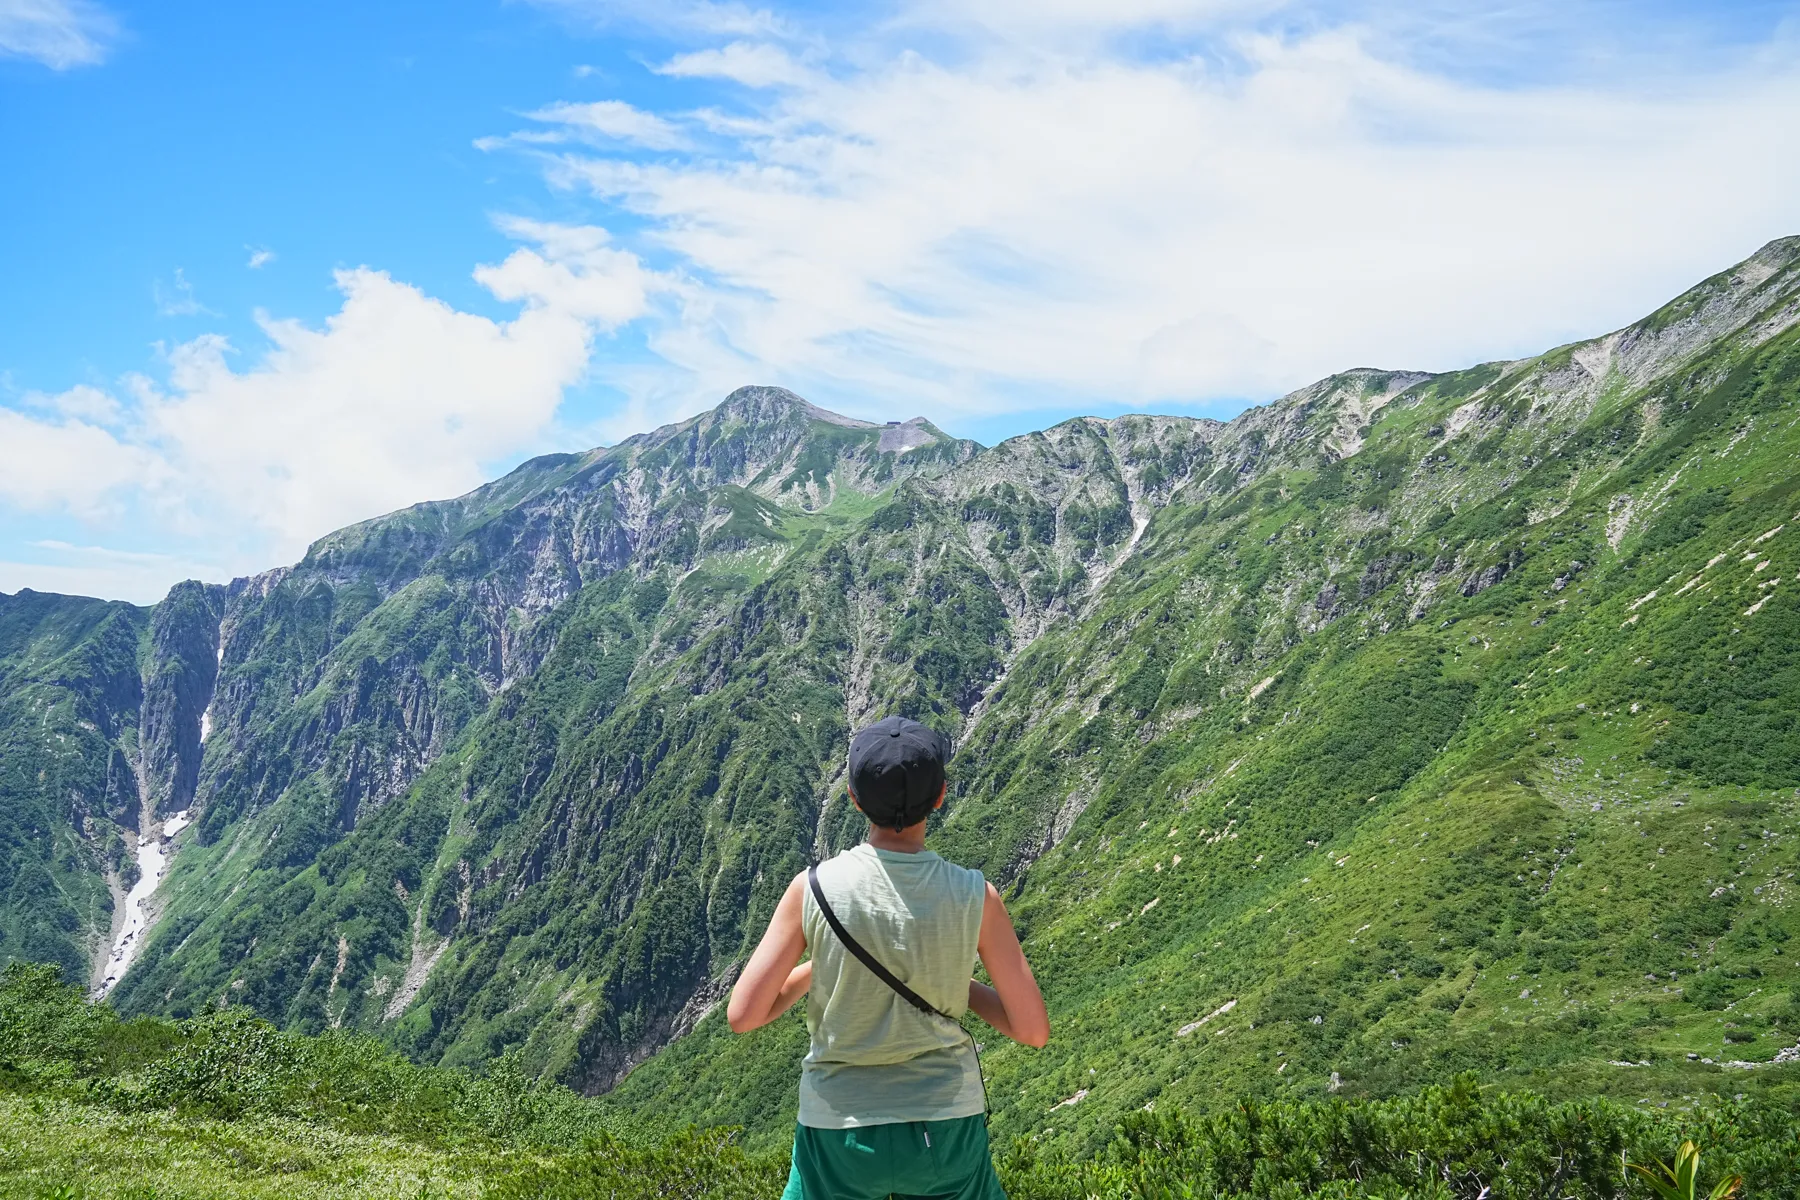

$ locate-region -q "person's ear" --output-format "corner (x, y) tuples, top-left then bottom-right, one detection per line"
(848, 785), (864, 815)
(933, 780), (947, 810)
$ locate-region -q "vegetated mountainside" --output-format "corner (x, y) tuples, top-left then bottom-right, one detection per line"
(0, 592), (145, 979)
(3, 238), (1799, 1153)
(0, 582), (222, 986)
(619, 240), (1800, 1148)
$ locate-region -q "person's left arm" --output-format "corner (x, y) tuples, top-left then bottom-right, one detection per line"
(726, 872), (810, 1034)
(966, 881), (1049, 1047)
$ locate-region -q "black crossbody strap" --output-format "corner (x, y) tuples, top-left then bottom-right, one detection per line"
(808, 864), (949, 1020)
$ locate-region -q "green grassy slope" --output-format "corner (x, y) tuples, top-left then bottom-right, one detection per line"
(614, 243), (1800, 1150)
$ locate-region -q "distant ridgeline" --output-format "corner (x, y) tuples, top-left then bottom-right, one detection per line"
(2, 238), (1799, 1151)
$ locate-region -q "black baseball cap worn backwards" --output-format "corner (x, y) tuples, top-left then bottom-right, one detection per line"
(847, 716), (950, 831)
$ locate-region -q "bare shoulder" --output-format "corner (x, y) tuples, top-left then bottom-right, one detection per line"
(771, 870), (809, 918)
(977, 878), (1016, 937)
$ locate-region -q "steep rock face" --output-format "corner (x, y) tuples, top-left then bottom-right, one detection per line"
(194, 565), (498, 847)
(9, 238), (1800, 1147)
(137, 581), (226, 822)
(939, 415), (1214, 644)
(179, 388), (980, 850)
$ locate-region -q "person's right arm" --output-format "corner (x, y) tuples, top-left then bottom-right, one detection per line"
(726, 873), (809, 1034)
(968, 881), (1049, 1048)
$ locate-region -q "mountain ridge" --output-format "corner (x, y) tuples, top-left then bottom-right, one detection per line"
(3, 234), (1798, 1149)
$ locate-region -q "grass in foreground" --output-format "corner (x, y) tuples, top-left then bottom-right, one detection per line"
(7, 963), (1800, 1198)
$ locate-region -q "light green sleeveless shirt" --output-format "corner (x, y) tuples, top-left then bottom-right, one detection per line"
(798, 844), (987, 1128)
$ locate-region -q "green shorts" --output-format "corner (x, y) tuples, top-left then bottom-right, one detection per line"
(780, 1115), (1007, 1200)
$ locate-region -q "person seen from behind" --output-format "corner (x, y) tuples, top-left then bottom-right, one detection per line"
(728, 715), (1049, 1200)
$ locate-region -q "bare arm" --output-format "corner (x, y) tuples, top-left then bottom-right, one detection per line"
(727, 874), (809, 1034)
(969, 881), (1049, 1048)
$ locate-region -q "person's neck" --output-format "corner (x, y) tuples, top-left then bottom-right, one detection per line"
(866, 822), (929, 854)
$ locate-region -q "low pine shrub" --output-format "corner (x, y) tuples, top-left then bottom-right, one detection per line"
(995, 1074), (1800, 1199)
(7, 963), (1800, 1198)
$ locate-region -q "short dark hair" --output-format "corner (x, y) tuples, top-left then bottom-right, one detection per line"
(847, 716), (949, 831)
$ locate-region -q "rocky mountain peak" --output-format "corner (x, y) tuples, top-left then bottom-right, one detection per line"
(663, 385), (958, 459)
(712, 384), (873, 430)
(1744, 232), (1800, 277)
(618, 387), (978, 515)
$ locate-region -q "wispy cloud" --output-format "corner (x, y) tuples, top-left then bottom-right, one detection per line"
(492, 2), (1800, 425)
(898, 0), (1273, 39)
(153, 268), (217, 318)
(524, 100), (693, 149)
(0, 0), (118, 69)
(657, 40), (814, 88)
(524, 0), (796, 40)
(245, 246), (276, 269)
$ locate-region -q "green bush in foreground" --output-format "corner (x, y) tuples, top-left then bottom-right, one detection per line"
(998, 1074), (1798, 1199)
(0, 961), (625, 1148)
(5, 961), (1799, 1198)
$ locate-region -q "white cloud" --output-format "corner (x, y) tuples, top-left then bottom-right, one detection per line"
(525, 0), (795, 41)
(510, 15), (1800, 424)
(0, 406), (160, 518)
(657, 41), (813, 88)
(899, 0), (1278, 40)
(0, 0), (116, 68)
(525, 99), (693, 149)
(26, 383), (124, 424)
(479, 218), (659, 323)
(246, 246), (276, 269)
(153, 268), (216, 318)
(1, 222), (662, 586)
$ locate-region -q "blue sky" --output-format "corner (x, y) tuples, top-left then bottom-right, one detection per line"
(2, 0), (1799, 601)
